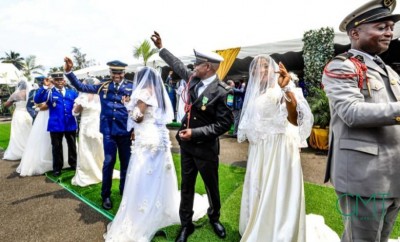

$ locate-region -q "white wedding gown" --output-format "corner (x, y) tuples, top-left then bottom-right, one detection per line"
(105, 105), (208, 242)
(17, 110), (69, 176)
(3, 101), (32, 160)
(71, 93), (119, 186)
(239, 87), (339, 242)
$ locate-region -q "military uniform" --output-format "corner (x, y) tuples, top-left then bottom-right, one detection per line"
(34, 72), (78, 174)
(323, 0), (400, 240)
(159, 48), (233, 227)
(65, 61), (134, 202)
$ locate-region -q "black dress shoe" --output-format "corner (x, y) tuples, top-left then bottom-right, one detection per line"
(175, 224), (194, 242)
(52, 170), (61, 177)
(102, 197), (112, 210)
(210, 221), (226, 238)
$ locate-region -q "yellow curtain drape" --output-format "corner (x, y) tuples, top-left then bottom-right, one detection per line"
(309, 127), (329, 150)
(216, 47), (241, 81)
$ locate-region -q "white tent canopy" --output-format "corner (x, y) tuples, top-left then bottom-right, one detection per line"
(71, 24), (400, 80)
(0, 63), (24, 86)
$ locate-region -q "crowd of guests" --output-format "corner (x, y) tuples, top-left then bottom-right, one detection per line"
(2, 0), (400, 241)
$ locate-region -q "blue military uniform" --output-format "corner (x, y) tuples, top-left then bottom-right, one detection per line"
(65, 60), (134, 205)
(34, 72), (78, 175)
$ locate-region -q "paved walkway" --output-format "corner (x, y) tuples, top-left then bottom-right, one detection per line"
(0, 128), (329, 242)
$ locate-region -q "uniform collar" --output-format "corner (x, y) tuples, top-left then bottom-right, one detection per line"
(200, 74), (217, 87)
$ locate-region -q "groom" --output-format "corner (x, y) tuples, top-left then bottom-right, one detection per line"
(64, 58), (134, 210)
(151, 31), (233, 242)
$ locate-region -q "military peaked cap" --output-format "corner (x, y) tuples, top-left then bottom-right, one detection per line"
(340, 0), (400, 32)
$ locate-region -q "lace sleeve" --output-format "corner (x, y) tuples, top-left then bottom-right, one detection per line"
(74, 93), (89, 108)
(135, 89), (157, 107)
(293, 87), (313, 141)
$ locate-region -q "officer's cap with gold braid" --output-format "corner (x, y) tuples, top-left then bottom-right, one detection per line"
(107, 60), (127, 74)
(50, 71), (64, 79)
(340, 0), (400, 32)
(193, 49), (224, 65)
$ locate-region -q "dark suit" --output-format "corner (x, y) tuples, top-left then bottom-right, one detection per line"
(34, 86), (78, 172)
(159, 48), (233, 225)
(65, 72), (133, 199)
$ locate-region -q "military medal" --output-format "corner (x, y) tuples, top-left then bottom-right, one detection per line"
(52, 102), (56, 107)
(201, 96), (208, 111)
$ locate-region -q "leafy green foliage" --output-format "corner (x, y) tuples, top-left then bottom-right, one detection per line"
(303, 27), (334, 127)
(0, 51), (25, 70)
(23, 55), (45, 81)
(308, 87), (330, 128)
(71, 47), (95, 70)
(133, 40), (159, 66)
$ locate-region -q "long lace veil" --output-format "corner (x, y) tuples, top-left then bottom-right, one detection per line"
(237, 55), (280, 143)
(127, 67), (174, 129)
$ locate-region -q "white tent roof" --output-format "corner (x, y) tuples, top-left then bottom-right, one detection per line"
(72, 25), (400, 80)
(0, 63), (24, 86)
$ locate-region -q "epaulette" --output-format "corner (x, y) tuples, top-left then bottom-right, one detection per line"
(97, 80), (111, 95)
(333, 52), (354, 61)
(218, 81), (232, 90)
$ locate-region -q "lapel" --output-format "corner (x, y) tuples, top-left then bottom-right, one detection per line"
(52, 87), (63, 97)
(193, 78), (219, 105)
(349, 50), (387, 77)
(349, 50), (400, 101)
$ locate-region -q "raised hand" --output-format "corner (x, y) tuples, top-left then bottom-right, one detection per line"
(64, 57), (74, 73)
(43, 77), (53, 88)
(150, 31), (163, 49)
(277, 62), (290, 88)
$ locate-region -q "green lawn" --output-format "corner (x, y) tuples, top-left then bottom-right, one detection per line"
(0, 122), (11, 150)
(3, 122), (400, 240)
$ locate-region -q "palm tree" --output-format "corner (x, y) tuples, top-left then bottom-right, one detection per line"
(0, 51), (25, 70)
(71, 47), (87, 70)
(23, 55), (45, 80)
(133, 40), (159, 66)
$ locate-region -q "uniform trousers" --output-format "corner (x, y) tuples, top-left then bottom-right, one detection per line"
(336, 191), (400, 242)
(101, 134), (131, 199)
(50, 131), (77, 172)
(180, 148), (220, 226)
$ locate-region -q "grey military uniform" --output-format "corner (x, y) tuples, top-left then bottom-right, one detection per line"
(323, 49), (400, 198)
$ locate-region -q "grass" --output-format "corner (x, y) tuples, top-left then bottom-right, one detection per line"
(2, 122), (400, 240)
(46, 153), (245, 241)
(0, 122), (11, 150)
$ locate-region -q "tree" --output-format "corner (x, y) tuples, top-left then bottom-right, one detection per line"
(49, 66), (64, 74)
(23, 55), (45, 80)
(133, 40), (158, 66)
(71, 47), (95, 70)
(0, 51), (25, 70)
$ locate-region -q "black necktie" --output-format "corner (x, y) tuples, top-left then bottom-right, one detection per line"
(115, 83), (119, 92)
(373, 57), (386, 71)
(195, 81), (204, 97)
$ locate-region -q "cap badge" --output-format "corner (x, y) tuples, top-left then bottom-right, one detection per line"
(383, 0), (394, 7)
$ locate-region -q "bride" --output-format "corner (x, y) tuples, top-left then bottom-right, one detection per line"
(104, 67), (208, 242)
(3, 80), (33, 160)
(238, 55), (339, 242)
